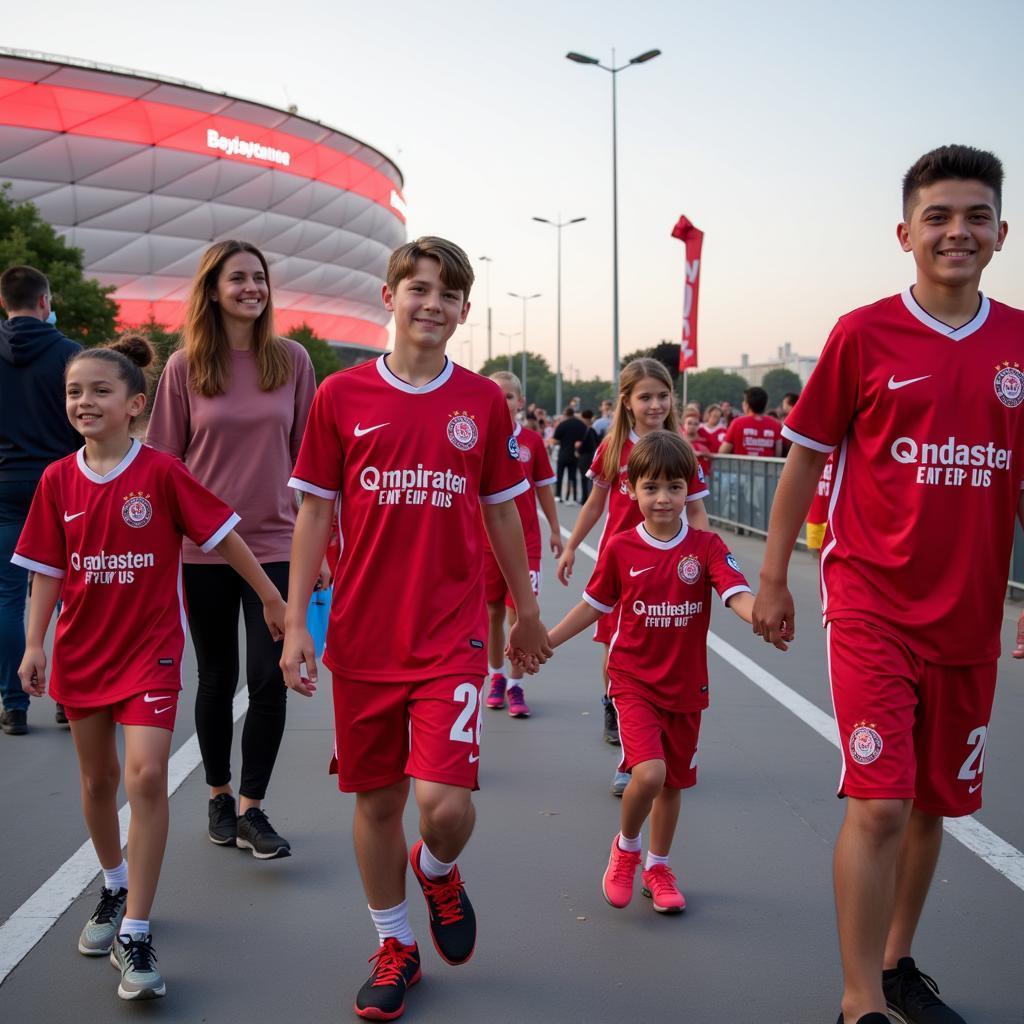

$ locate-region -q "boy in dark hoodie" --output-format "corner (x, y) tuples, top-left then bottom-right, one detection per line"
(1, 265), (81, 734)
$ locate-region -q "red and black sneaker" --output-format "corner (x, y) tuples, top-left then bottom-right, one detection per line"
(409, 839), (476, 965)
(353, 938), (421, 1021)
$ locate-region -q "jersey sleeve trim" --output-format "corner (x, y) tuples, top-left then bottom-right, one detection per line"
(781, 425), (835, 454)
(583, 591), (615, 614)
(535, 474), (557, 487)
(288, 476), (340, 501)
(686, 487), (710, 502)
(589, 474), (610, 487)
(720, 584), (752, 605)
(199, 513), (241, 553)
(11, 554), (65, 579)
(480, 478), (530, 505)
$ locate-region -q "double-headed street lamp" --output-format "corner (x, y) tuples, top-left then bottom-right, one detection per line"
(533, 215), (585, 415)
(507, 292), (541, 403)
(478, 256), (494, 362)
(566, 47), (661, 384)
(498, 331), (521, 373)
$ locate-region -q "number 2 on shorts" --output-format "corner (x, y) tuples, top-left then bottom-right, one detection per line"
(957, 725), (988, 781)
(449, 682), (482, 745)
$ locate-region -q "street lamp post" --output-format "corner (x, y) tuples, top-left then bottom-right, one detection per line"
(533, 214), (585, 415)
(478, 256), (493, 362)
(498, 331), (521, 373)
(508, 292), (541, 403)
(566, 47), (661, 384)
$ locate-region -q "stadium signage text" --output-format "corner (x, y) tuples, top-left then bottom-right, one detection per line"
(206, 128), (291, 167)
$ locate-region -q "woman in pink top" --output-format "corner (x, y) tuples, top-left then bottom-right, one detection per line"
(147, 240), (316, 859)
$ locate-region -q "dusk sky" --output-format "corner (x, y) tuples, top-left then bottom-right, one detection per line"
(5, 0), (1024, 380)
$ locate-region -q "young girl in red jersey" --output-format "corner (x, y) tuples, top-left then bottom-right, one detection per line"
(556, 358), (709, 792)
(15, 336), (285, 1001)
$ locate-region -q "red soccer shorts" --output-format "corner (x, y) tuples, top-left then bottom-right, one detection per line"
(827, 619), (998, 816)
(331, 675), (483, 793)
(483, 550), (541, 610)
(611, 688), (702, 790)
(63, 688), (179, 732)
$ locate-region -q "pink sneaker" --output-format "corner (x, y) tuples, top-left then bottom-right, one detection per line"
(602, 836), (641, 908)
(486, 674), (507, 709)
(506, 684), (530, 718)
(641, 864), (686, 913)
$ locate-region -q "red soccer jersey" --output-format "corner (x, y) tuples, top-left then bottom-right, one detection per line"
(482, 423), (555, 561)
(289, 355), (528, 682)
(587, 430), (710, 552)
(807, 452), (835, 525)
(12, 440), (238, 707)
(724, 414), (782, 456)
(699, 422), (727, 451)
(583, 523), (751, 711)
(783, 289), (1024, 664)
(688, 433), (714, 480)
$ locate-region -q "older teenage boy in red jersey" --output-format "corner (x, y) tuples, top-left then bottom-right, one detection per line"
(753, 146), (1024, 1024)
(280, 237), (551, 1021)
(717, 386), (783, 457)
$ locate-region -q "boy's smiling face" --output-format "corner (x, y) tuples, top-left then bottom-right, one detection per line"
(629, 473), (688, 529)
(382, 256), (469, 352)
(898, 179), (1007, 291)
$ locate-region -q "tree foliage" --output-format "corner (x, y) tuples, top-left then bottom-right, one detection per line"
(682, 367), (750, 410)
(477, 351), (613, 413)
(0, 184), (119, 346)
(287, 323), (343, 384)
(760, 367), (803, 409)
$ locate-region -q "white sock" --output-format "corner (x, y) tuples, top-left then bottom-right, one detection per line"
(508, 674), (523, 686)
(119, 917), (149, 940)
(488, 665), (504, 678)
(369, 901), (415, 948)
(617, 832), (642, 853)
(645, 851), (670, 870)
(102, 860), (128, 893)
(418, 842), (456, 880)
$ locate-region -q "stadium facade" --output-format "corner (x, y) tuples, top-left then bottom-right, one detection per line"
(0, 50), (405, 354)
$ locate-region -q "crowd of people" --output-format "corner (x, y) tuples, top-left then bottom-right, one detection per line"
(0, 143), (1021, 1024)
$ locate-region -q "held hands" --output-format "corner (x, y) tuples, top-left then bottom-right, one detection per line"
(751, 579), (796, 650)
(262, 594), (287, 642)
(549, 530), (565, 559)
(506, 612), (553, 675)
(556, 547), (575, 586)
(279, 625), (318, 697)
(1014, 610), (1024, 659)
(18, 646), (47, 697)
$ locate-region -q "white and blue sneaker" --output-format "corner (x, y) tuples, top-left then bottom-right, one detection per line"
(110, 933), (165, 1000)
(78, 887), (127, 956)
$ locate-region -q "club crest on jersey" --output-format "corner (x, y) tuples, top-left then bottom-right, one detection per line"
(726, 552), (740, 572)
(849, 722), (883, 765)
(447, 412), (479, 451)
(677, 555), (702, 584)
(993, 362), (1024, 408)
(121, 492), (152, 529)
(516, 440), (531, 462)
(508, 434), (521, 460)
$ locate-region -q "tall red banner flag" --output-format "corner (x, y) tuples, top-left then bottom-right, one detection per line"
(672, 215), (703, 370)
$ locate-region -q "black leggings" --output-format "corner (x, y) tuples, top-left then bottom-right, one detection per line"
(557, 457), (579, 501)
(183, 561), (289, 800)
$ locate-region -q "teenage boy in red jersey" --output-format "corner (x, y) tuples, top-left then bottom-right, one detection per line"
(483, 370), (562, 719)
(753, 145), (1024, 1024)
(550, 432), (785, 912)
(280, 237), (551, 1021)
(718, 386), (783, 457)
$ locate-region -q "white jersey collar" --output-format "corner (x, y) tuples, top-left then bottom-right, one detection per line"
(376, 354), (454, 394)
(76, 437), (142, 485)
(635, 521), (689, 550)
(901, 287), (990, 341)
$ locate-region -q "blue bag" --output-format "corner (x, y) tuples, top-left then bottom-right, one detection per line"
(306, 585), (332, 658)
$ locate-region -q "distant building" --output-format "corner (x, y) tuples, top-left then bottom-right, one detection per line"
(716, 343), (817, 386)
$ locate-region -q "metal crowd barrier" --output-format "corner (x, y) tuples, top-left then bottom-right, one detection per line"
(703, 452), (1024, 596)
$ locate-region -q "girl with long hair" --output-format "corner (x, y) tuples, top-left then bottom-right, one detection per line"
(147, 240), (318, 858)
(556, 358), (709, 793)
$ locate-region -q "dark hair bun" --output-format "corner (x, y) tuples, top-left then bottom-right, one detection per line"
(108, 333), (155, 369)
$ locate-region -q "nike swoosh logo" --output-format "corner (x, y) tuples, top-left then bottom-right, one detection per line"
(143, 693), (170, 703)
(629, 566), (654, 577)
(887, 375), (931, 390)
(63, 511), (85, 522)
(153, 704), (173, 714)
(468, 753), (480, 764)
(354, 422), (390, 437)
(968, 782), (982, 794)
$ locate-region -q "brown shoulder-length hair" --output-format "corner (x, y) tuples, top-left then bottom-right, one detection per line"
(183, 240), (291, 397)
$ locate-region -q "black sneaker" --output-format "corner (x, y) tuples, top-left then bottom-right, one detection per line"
(409, 840), (475, 965)
(836, 1014), (892, 1023)
(354, 938), (421, 1020)
(207, 793), (238, 846)
(1, 709), (27, 735)
(602, 696), (619, 745)
(55, 703), (69, 726)
(883, 957), (965, 1024)
(236, 807), (291, 859)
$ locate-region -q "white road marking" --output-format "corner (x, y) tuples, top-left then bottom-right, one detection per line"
(0, 689), (249, 985)
(563, 526), (1024, 894)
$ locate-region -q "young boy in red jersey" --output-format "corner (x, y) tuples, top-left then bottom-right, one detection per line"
(483, 371), (562, 719)
(550, 432), (786, 913)
(280, 237), (551, 1021)
(753, 145), (1024, 1024)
